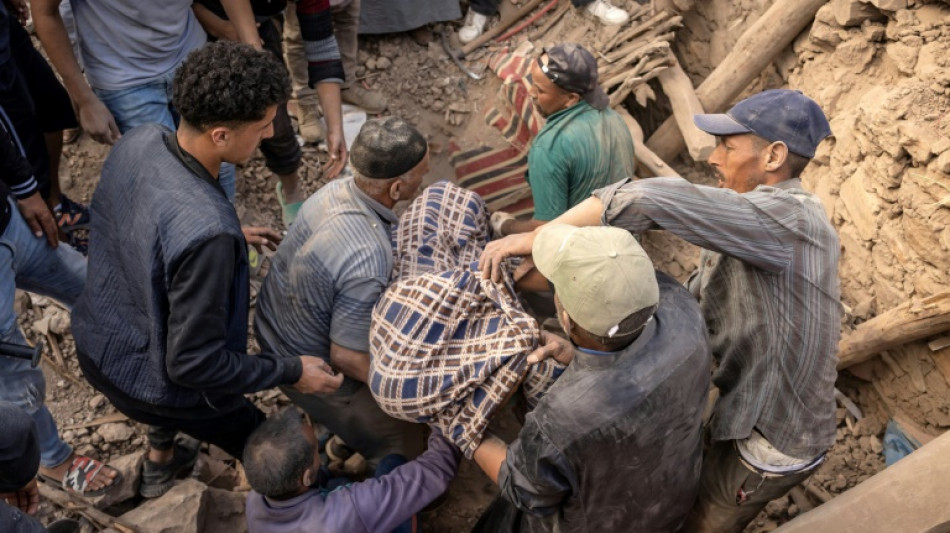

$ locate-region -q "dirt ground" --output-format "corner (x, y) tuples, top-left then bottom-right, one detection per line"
(20, 0), (950, 531)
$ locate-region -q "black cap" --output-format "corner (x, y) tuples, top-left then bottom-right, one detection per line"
(0, 402), (40, 492)
(540, 44), (609, 111)
(349, 116), (428, 179)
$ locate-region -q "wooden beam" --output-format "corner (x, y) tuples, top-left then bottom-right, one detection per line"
(615, 107), (681, 179)
(656, 59), (716, 161)
(837, 292), (950, 370)
(645, 0), (829, 163)
(38, 481), (138, 532)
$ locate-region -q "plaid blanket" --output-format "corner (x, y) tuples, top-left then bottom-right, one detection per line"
(369, 182), (563, 457)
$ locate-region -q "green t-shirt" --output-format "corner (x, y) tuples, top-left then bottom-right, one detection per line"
(527, 101), (636, 221)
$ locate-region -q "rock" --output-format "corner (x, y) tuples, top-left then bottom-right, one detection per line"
(869, 435), (884, 454)
(91, 452), (145, 509)
(89, 394), (107, 410)
(202, 487), (247, 533)
(840, 168), (883, 241)
(865, 0), (906, 10)
(194, 454), (243, 491)
(833, 0), (887, 27)
(343, 452), (367, 477)
(120, 479), (207, 533)
(375, 57), (392, 70)
(97, 422), (134, 444)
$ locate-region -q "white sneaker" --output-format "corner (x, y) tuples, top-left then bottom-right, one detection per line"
(585, 0), (629, 25)
(459, 9), (489, 44)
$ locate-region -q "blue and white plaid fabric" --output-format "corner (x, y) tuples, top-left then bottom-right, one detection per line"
(369, 181), (563, 457)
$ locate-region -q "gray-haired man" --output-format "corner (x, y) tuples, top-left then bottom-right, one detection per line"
(255, 116), (430, 466)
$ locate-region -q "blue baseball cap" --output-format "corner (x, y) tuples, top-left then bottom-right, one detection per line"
(693, 89), (832, 158)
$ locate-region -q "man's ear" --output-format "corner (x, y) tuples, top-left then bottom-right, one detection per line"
(764, 141), (789, 172)
(210, 126), (229, 147)
(301, 466), (314, 488)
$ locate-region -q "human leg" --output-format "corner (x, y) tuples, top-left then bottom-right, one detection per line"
(283, 3), (325, 143)
(333, 0), (387, 113)
(258, 18), (305, 223)
(282, 384), (426, 468)
(573, 0), (629, 25)
(685, 439), (816, 533)
(460, 0), (498, 44)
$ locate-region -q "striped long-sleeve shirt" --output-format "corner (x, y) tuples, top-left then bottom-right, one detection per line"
(296, 0), (345, 85)
(593, 177), (841, 460)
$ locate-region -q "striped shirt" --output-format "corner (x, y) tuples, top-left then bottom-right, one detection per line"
(297, 0), (345, 84)
(254, 177), (395, 395)
(594, 177), (841, 459)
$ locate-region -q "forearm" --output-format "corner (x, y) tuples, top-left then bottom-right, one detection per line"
(219, 0), (262, 48)
(316, 81), (343, 137)
(474, 434), (508, 484)
(192, 3), (234, 41)
(329, 342), (369, 383)
(503, 218), (545, 236)
(31, 0), (95, 105)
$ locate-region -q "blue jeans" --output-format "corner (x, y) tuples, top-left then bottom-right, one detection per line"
(94, 71), (236, 201)
(0, 197), (87, 467)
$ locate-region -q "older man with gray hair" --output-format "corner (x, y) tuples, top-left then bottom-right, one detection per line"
(254, 116), (431, 466)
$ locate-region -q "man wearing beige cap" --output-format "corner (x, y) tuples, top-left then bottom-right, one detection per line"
(480, 90), (842, 532)
(471, 224), (710, 532)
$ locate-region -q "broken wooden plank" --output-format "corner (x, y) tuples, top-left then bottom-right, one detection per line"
(657, 58), (716, 161)
(62, 412), (128, 431)
(38, 481), (138, 533)
(46, 331), (65, 367)
(837, 292), (950, 370)
(645, 0), (829, 163)
(461, 0), (548, 56)
(774, 430), (950, 532)
(615, 107), (681, 179)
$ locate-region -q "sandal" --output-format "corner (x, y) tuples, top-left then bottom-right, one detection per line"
(39, 455), (122, 497)
(276, 182), (303, 228)
(54, 194), (91, 232)
(139, 440), (199, 499)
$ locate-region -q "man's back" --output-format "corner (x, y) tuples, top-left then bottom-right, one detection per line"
(255, 177), (394, 392)
(528, 102), (635, 221)
(499, 273), (710, 532)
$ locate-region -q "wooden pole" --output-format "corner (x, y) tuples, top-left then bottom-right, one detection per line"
(645, 0), (829, 163)
(615, 107), (681, 179)
(38, 482), (138, 532)
(461, 0), (549, 56)
(837, 292), (950, 370)
(656, 58), (716, 161)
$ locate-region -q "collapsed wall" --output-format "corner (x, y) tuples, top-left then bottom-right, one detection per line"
(667, 0), (950, 436)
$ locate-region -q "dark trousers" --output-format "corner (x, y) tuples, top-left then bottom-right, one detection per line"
(257, 17), (302, 176)
(684, 440), (818, 533)
(0, 18), (77, 199)
(470, 0), (592, 15)
(111, 393), (265, 461)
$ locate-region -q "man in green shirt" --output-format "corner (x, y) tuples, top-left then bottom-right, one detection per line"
(492, 43), (636, 236)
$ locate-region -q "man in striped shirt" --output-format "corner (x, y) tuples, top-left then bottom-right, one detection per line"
(255, 116), (430, 467)
(480, 89), (842, 533)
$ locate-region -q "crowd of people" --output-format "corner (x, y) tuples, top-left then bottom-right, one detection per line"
(0, 1), (843, 532)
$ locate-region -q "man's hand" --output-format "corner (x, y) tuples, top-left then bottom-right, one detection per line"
(323, 127), (348, 180)
(242, 226), (282, 253)
(527, 331), (575, 366)
(293, 356), (344, 395)
(479, 232), (536, 282)
(0, 478), (40, 515)
(76, 96), (120, 145)
(17, 192), (58, 247)
(9, 0), (29, 24)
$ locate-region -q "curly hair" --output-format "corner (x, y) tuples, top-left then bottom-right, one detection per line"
(173, 41), (291, 131)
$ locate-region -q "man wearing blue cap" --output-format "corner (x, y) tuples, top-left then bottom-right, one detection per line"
(479, 89), (842, 532)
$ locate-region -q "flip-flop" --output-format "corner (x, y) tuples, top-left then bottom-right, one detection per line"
(276, 182), (303, 228)
(39, 455), (122, 497)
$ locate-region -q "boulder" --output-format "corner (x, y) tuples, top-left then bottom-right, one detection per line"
(119, 479), (207, 533)
(202, 487), (248, 533)
(97, 422), (134, 444)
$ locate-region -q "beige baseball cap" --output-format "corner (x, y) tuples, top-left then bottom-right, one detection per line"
(532, 224), (659, 337)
